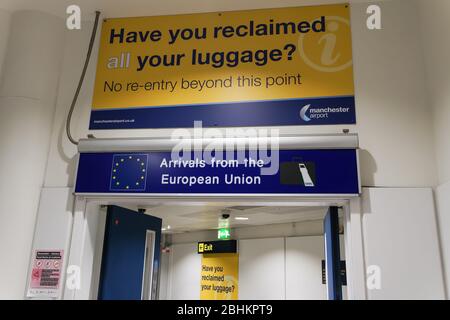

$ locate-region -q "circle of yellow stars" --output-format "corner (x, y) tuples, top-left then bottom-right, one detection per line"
(111, 155), (146, 189)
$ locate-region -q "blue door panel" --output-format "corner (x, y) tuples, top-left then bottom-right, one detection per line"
(98, 205), (162, 300)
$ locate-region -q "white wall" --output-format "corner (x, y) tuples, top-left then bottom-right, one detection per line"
(0, 11), (65, 299)
(435, 182), (450, 296)
(0, 9), (11, 77)
(286, 235), (347, 300)
(239, 238), (286, 300)
(24, 188), (73, 299)
(168, 243), (201, 300)
(416, 0), (450, 296)
(350, 0), (436, 187)
(360, 187), (445, 299)
(286, 236), (326, 299)
(417, 0), (450, 186)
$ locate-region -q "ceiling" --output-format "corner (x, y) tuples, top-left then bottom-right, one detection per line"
(137, 204), (328, 233)
(0, 0), (387, 19)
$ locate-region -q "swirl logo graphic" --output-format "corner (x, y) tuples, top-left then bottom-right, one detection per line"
(300, 104), (311, 122)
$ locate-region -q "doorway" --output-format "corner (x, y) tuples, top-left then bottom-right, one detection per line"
(92, 202), (345, 300)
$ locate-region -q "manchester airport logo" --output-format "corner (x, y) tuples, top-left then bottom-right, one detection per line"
(110, 154), (148, 191)
(299, 103), (352, 123)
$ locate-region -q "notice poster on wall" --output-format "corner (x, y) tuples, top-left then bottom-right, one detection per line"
(90, 4), (355, 129)
(27, 250), (63, 298)
(200, 253), (239, 300)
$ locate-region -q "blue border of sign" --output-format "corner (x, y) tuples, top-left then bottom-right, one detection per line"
(89, 96), (356, 129)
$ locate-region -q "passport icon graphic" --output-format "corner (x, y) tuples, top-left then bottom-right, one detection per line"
(280, 161), (316, 187)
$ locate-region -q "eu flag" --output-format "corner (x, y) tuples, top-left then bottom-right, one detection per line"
(109, 154), (148, 191)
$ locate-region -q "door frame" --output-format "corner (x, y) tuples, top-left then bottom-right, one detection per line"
(62, 193), (366, 300)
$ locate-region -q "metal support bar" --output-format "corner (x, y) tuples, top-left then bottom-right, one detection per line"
(78, 133), (359, 153)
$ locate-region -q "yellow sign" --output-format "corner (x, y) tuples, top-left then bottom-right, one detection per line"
(200, 253), (238, 300)
(91, 4), (355, 129)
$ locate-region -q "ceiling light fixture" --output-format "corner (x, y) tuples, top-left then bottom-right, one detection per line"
(234, 217), (249, 221)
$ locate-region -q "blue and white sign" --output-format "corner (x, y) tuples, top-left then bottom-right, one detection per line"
(75, 149), (360, 195)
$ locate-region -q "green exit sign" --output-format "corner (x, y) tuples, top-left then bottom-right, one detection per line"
(217, 228), (231, 240)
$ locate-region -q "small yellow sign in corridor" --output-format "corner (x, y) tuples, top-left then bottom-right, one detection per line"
(200, 253), (238, 300)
